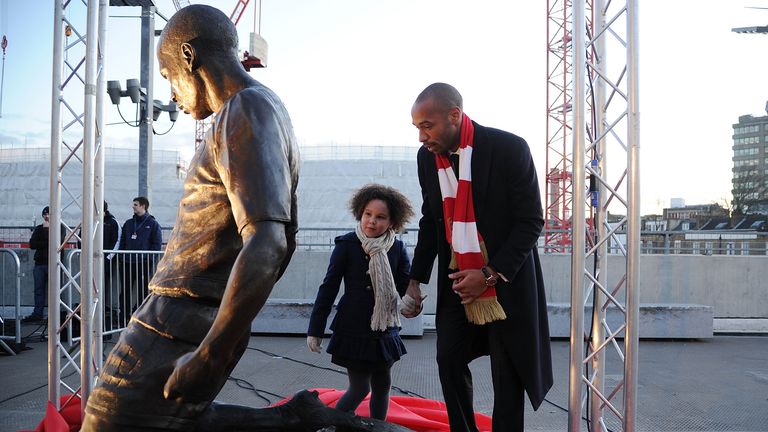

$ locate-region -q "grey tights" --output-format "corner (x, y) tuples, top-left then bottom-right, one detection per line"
(336, 367), (392, 420)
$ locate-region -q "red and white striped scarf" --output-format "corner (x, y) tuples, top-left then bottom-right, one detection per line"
(435, 113), (506, 325)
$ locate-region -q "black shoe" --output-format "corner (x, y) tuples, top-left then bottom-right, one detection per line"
(22, 315), (45, 323)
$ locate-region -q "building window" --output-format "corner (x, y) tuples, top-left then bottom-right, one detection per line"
(734, 147), (760, 157)
(692, 241), (700, 254)
(734, 159), (759, 168)
(705, 242), (713, 255)
(742, 241), (750, 256)
(674, 240), (681, 254)
(726, 242), (735, 255)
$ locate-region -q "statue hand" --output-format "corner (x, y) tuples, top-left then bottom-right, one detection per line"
(163, 350), (219, 404)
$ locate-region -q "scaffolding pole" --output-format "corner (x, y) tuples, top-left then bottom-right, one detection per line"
(49, 0), (107, 416)
(568, 0), (640, 430)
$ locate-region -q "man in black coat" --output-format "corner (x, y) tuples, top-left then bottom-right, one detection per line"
(26, 206), (52, 321)
(102, 201), (121, 319)
(405, 83), (552, 431)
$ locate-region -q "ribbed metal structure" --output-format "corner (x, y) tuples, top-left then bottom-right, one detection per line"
(49, 0), (108, 415)
(568, 0), (640, 430)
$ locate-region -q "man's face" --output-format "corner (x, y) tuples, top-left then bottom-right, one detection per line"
(157, 43), (212, 120)
(42, 212), (49, 223)
(411, 98), (461, 155)
(132, 201), (146, 216)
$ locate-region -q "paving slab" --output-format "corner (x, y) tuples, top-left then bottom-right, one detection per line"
(1, 323), (767, 431)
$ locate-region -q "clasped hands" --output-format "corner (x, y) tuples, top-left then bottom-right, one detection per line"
(449, 269), (488, 305)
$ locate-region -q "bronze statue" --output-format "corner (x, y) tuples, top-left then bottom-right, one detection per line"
(81, 5), (409, 431)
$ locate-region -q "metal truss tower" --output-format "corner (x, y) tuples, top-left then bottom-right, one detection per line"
(545, 0), (593, 253)
(567, 0), (640, 431)
(49, 0), (108, 416)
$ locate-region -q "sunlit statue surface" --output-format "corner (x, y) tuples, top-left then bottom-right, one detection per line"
(81, 5), (408, 431)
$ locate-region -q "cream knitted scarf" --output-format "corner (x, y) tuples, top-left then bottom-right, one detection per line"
(355, 224), (401, 331)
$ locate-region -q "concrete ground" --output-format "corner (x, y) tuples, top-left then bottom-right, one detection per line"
(1, 321), (767, 431)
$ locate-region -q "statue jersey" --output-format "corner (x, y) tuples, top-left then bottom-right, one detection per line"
(149, 84), (299, 301)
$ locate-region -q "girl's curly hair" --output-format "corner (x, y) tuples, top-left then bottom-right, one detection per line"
(349, 184), (415, 233)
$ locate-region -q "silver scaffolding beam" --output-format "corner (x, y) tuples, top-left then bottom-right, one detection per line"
(568, 0), (639, 431)
(49, 0), (107, 414)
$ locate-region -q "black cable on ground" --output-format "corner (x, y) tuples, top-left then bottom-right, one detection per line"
(245, 345), (426, 399)
(227, 376), (280, 405)
(0, 370), (77, 405)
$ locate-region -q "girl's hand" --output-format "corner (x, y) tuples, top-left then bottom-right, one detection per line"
(307, 336), (322, 353)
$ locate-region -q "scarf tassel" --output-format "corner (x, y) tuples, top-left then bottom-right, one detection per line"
(464, 294), (507, 325)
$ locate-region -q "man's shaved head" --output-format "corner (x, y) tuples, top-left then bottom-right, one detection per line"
(158, 4), (239, 62)
(414, 82), (463, 113)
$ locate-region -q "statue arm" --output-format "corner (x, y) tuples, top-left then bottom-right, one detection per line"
(163, 220), (288, 403)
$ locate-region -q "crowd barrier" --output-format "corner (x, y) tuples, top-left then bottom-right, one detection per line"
(0, 249), (23, 355)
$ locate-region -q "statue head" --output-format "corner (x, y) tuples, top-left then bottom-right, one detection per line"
(157, 5), (240, 120)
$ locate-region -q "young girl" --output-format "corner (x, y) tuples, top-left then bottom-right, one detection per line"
(307, 183), (414, 420)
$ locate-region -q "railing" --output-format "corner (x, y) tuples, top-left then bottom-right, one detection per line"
(299, 145), (419, 161)
(3, 225), (768, 255)
(64, 250), (164, 342)
(0, 249), (23, 355)
(296, 227), (420, 250)
(4, 227), (767, 345)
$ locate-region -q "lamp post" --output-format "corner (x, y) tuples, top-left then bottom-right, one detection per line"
(106, 78), (178, 198)
(139, 4), (155, 200)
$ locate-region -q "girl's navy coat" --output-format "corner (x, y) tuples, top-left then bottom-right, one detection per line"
(308, 232), (411, 368)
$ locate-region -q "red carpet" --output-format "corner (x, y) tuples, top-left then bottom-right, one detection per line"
(293, 388), (493, 432)
(18, 395), (81, 432)
(20, 389), (492, 432)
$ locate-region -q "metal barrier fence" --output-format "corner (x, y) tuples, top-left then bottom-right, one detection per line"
(4, 228), (767, 345)
(296, 227), (420, 250)
(64, 250), (164, 342)
(0, 249), (23, 355)
(3, 225), (768, 255)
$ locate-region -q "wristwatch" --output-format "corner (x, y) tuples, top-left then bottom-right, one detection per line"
(481, 266), (498, 287)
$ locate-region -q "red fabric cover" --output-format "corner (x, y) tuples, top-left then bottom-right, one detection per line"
(18, 395), (81, 432)
(280, 388), (492, 432)
(22, 390), (493, 432)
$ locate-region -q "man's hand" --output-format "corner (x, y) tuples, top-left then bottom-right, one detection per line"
(449, 269), (488, 305)
(401, 280), (424, 318)
(306, 336), (322, 353)
(163, 349), (222, 404)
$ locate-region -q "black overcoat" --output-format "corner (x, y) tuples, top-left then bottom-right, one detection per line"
(409, 121), (553, 409)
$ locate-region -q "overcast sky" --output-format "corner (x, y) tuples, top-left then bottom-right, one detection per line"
(1, 1), (767, 215)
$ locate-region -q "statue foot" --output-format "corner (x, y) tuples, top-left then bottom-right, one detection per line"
(280, 389), (411, 432)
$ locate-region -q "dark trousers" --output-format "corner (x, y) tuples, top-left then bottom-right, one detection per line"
(435, 290), (525, 432)
(32, 264), (49, 318)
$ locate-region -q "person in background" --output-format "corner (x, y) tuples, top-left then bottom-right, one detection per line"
(102, 201), (121, 321)
(307, 184), (415, 421)
(118, 196), (161, 322)
(25, 206), (53, 322)
(406, 82), (552, 431)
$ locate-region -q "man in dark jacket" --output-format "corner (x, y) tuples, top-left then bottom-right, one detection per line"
(118, 196), (161, 322)
(405, 83), (553, 432)
(25, 206), (53, 321)
(103, 202), (121, 318)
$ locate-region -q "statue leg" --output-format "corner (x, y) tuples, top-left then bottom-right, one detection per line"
(195, 389), (412, 432)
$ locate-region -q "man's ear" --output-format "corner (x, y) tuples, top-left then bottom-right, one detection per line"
(448, 106), (462, 125)
(180, 42), (196, 71)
